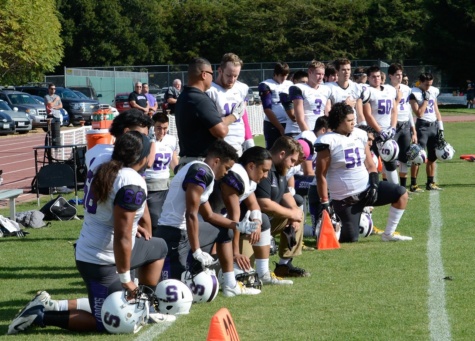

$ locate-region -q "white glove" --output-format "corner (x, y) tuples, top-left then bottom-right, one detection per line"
(242, 139), (255, 151)
(231, 101), (245, 120)
(236, 211), (259, 234)
(192, 248), (216, 267)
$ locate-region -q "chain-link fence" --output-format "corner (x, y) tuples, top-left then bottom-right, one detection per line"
(45, 60), (454, 105)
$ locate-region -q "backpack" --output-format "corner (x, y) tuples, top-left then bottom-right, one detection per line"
(40, 195), (77, 221)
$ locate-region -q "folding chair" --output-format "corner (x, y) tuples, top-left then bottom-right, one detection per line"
(35, 163), (77, 207)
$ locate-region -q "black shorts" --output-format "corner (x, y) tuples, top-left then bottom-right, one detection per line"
(264, 120), (285, 150)
(416, 119), (438, 162)
(154, 223), (231, 280)
(394, 121), (412, 163)
(75, 236), (167, 332)
(332, 181), (406, 243)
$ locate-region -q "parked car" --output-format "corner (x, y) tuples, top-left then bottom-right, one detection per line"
(0, 111), (15, 135)
(247, 88), (255, 105)
(0, 100), (32, 134)
(68, 86), (100, 101)
(16, 85), (99, 125)
(30, 95), (70, 127)
(0, 90), (48, 128)
(113, 92), (131, 113)
(249, 86), (261, 104)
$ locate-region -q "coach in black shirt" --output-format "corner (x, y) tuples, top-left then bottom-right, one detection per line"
(254, 136), (309, 278)
(128, 82), (149, 114)
(175, 57), (244, 167)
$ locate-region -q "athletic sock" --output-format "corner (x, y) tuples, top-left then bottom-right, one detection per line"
(400, 177), (407, 187)
(76, 298), (91, 313)
(255, 258), (269, 277)
(58, 300), (68, 311)
(223, 271), (237, 288)
(384, 206), (405, 235)
(410, 177), (417, 186)
(278, 258), (290, 265)
(427, 176), (434, 185)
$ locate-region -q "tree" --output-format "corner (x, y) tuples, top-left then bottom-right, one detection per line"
(421, 0), (475, 85)
(0, 0), (63, 84)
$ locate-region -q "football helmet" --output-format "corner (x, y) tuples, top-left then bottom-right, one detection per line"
(217, 263), (263, 290)
(435, 140), (455, 161)
(406, 144), (427, 165)
(155, 279), (193, 315)
(359, 212), (373, 238)
(315, 208), (341, 241)
(182, 268), (220, 303)
(378, 139), (399, 162)
(101, 289), (149, 334)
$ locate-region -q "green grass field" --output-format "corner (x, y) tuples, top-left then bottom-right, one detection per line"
(1, 122), (475, 340)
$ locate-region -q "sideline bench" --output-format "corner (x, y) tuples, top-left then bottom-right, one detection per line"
(0, 189), (23, 219)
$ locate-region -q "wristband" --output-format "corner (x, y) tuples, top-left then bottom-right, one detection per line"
(118, 271), (131, 284)
(320, 198), (329, 203)
(437, 121), (444, 130)
(288, 187), (296, 196)
(249, 210), (262, 223)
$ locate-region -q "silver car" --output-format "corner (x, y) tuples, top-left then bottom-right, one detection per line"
(0, 90), (47, 128)
(0, 100), (32, 133)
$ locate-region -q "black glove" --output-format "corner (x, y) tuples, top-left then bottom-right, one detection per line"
(363, 172), (379, 206)
(437, 129), (444, 141)
(422, 90), (430, 101)
(317, 201), (330, 219)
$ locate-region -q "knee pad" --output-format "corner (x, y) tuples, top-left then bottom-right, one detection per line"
(253, 228), (271, 247)
(399, 162), (408, 174)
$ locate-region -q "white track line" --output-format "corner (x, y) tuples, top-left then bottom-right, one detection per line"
(135, 321), (175, 341)
(427, 188), (451, 340)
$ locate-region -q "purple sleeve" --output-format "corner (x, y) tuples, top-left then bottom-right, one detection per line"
(114, 185), (146, 211)
(182, 163), (214, 191)
(222, 170), (245, 195)
(289, 85), (303, 101)
(258, 83), (273, 110)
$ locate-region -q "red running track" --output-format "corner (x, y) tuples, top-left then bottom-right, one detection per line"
(0, 132), (51, 206)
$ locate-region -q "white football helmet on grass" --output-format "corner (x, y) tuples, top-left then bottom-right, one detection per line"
(155, 279), (193, 315)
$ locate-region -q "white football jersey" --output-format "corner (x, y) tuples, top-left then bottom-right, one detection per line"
(410, 86), (440, 122)
(207, 81), (248, 152)
(390, 84), (412, 122)
(85, 144), (113, 170)
(145, 134), (177, 190)
(259, 79), (293, 123)
(366, 85), (397, 129)
(316, 128), (369, 200)
(287, 83), (331, 134)
(157, 161), (215, 230)
(76, 167), (147, 265)
(327, 80), (369, 123)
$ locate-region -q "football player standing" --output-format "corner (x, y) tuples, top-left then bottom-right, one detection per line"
(409, 73), (445, 191)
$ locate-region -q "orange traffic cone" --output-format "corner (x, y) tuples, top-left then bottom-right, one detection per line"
(317, 210), (340, 250)
(206, 308), (240, 341)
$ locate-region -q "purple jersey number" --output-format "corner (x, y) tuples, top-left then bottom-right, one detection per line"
(153, 152), (172, 171)
(377, 99), (393, 115)
(313, 98), (323, 115)
(223, 103), (240, 122)
(344, 147), (363, 168)
(425, 99), (435, 114)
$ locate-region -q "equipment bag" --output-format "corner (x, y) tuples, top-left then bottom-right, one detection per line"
(40, 195), (77, 221)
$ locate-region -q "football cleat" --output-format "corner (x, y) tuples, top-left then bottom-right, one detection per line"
(222, 281), (261, 297)
(426, 182), (443, 191)
(381, 233), (413, 242)
(32, 291), (60, 311)
(7, 301), (44, 335)
(274, 261), (310, 278)
(410, 185), (424, 193)
(260, 271), (293, 285)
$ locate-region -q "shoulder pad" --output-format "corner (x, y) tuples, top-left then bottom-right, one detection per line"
(183, 163), (213, 191)
(114, 185), (146, 211)
(222, 170), (245, 195)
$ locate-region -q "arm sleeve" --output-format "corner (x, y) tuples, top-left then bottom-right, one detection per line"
(242, 110), (253, 140)
(222, 170), (245, 196)
(258, 83), (272, 110)
(289, 85), (303, 101)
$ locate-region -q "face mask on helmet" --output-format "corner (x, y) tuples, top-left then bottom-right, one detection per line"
(378, 139), (399, 162)
(217, 263), (263, 290)
(155, 279), (193, 315)
(435, 141), (455, 161)
(182, 268), (220, 303)
(101, 288), (151, 334)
